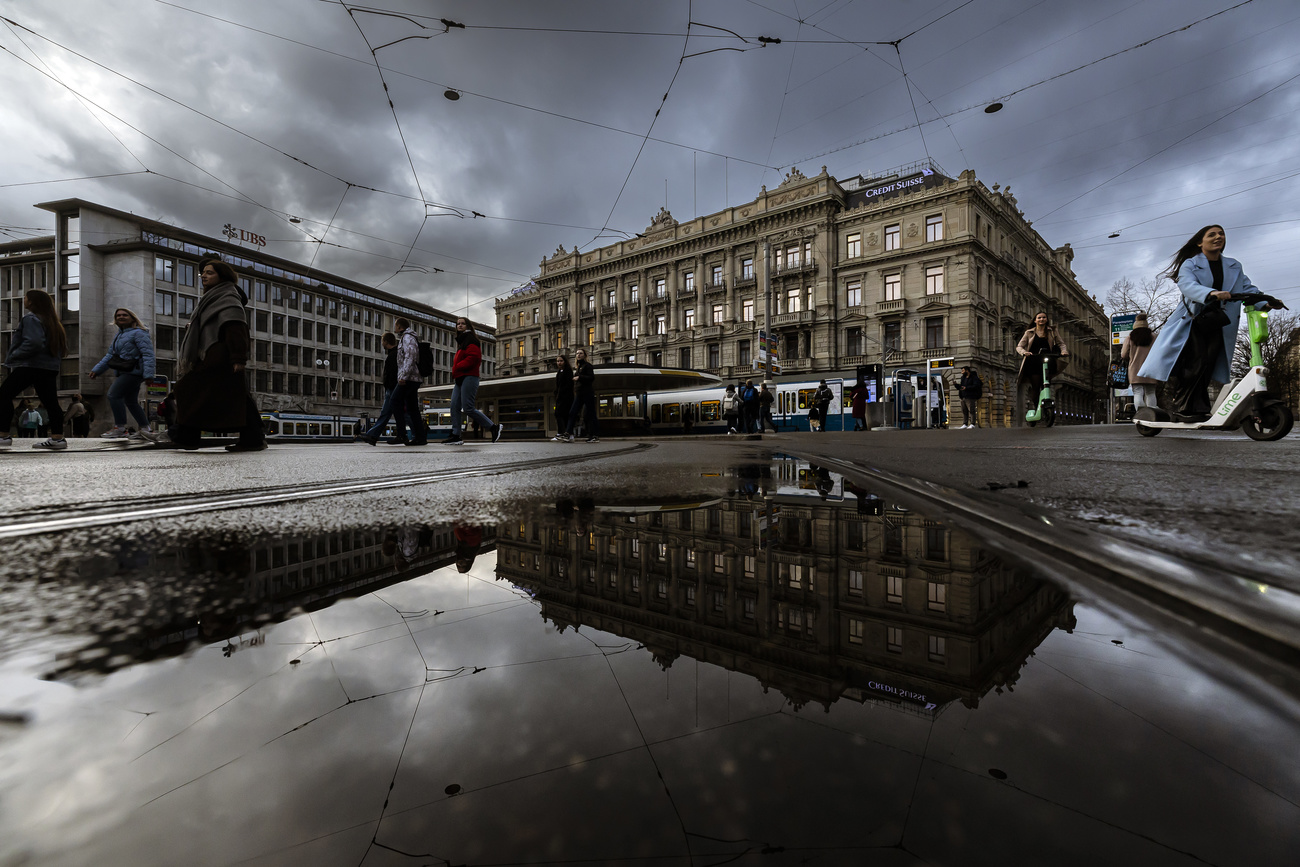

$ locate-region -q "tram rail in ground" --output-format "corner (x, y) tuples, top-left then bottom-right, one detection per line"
(0, 444), (652, 541)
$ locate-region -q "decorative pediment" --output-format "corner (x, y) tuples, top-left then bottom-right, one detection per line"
(776, 166), (808, 188)
(647, 206), (677, 233)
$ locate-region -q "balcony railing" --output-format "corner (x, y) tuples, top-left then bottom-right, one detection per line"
(710, 279), (737, 293)
(877, 299), (905, 314)
(647, 293), (670, 306)
(699, 325), (722, 338)
(772, 310), (814, 326)
(922, 346), (950, 358)
(543, 312), (568, 325)
(600, 303), (618, 315)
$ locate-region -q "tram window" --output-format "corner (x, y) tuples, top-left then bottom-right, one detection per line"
(308, 423), (320, 435)
(342, 424), (352, 436)
(321, 424), (332, 436)
(797, 389), (815, 410)
(266, 422), (280, 435)
(295, 423), (308, 435)
(651, 405), (661, 424)
(626, 394), (641, 417)
(665, 403), (680, 424)
(611, 395), (625, 417)
(700, 400), (720, 421)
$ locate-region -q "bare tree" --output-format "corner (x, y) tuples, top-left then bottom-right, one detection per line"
(1230, 309), (1300, 409)
(1106, 275), (1181, 330)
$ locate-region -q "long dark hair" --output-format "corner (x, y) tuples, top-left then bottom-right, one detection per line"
(1164, 225), (1222, 281)
(25, 290), (67, 358)
(456, 317), (480, 347)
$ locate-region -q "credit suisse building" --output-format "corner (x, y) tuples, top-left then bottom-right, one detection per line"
(0, 199), (494, 430)
(496, 162), (1107, 426)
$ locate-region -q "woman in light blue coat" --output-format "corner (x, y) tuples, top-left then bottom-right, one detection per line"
(89, 307), (156, 439)
(1138, 225), (1278, 421)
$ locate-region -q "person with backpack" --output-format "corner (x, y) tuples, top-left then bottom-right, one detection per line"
(721, 384), (740, 434)
(739, 379), (761, 433)
(18, 403), (40, 437)
(89, 307), (158, 441)
(0, 289), (69, 450)
(956, 366), (983, 429)
(444, 317), (502, 446)
(812, 380), (834, 432)
(392, 318), (429, 446)
(358, 332), (405, 445)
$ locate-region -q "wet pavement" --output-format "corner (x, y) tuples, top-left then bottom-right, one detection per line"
(2, 449), (1298, 866)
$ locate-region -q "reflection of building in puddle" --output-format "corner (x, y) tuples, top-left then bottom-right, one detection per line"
(49, 524), (495, 677)
(496, 461), (1074, 716)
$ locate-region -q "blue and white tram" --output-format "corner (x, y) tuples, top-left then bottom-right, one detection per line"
(647, 378), (850, 434)
(261, 411), (452, 441)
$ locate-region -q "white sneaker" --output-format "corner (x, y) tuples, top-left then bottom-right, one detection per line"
(561, 434), (573, 443)
(128, 430), (146, 442)
(136, 428), (166, 443)
(33, 438), (68, 451)
(100, 426), (128, 439)
(551, 434), (566, 442)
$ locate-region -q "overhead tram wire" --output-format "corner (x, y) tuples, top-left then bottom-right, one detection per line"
(150, 0), (782, 174)
(0, 43), (323, 248)
(587, 2), (695, 252)
(784, 0), (1271, 168)
(1035, 68), (1300, 222)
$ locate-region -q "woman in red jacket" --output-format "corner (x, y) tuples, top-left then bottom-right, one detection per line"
(445, 317), (503, 445)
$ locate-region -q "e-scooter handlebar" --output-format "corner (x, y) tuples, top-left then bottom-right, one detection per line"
(1228, 292), (1288, 310)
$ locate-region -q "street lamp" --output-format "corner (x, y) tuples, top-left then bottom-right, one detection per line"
(315, 358), (336, 402)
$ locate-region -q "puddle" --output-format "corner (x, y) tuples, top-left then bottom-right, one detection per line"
(1, 456), (1298, 866)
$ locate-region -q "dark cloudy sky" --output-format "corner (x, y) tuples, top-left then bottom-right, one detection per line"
(2, 0), (1298, 320)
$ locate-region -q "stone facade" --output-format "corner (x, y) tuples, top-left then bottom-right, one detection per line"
(496, 162), (1108, 425)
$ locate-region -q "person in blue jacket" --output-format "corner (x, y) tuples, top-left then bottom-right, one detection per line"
(1138, 225), (1281, 421)
(90, 307), (157, 440)
(0, 289), (69, 450)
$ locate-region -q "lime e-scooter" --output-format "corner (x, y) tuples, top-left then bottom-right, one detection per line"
(1134, 292), (1292, 441)
(1025, 350), (1061, 427)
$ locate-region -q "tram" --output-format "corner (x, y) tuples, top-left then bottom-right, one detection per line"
(260, 410), (452, 442)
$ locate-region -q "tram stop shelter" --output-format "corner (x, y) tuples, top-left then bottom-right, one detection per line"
(420, 364), (722, 438)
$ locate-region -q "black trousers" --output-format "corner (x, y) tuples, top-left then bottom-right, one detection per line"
(1168, 326), (1221, 416)
(566, 391), (598, 436)
(392, 381), (428, 443)
(172, 395), (263, 448)
(1, 368), (63, 435)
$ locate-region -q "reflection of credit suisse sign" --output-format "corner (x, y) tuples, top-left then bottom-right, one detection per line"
(223, 223), (267, 247)
(1111, 312), (1138, 346)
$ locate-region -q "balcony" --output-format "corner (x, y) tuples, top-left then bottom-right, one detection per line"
(622, 299), (641, 311)
(711, 278), (738, 293)
(699, 325), (722, 338)
(678, 285), (696, 298)
(544, 312), (568, 325)
(784, 358), (814, 371)
(774, 260), (817, 277)
(593, 341), (614, 354)
(877, 299), (905, 315)
(922, 346), (950, 359)
(772, 310), (814, 326)
(647, 293), (670, 307)
(579, 306), (596, 319)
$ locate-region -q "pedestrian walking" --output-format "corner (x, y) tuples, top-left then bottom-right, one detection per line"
(444, 317), (501, 445)
(957, 366), (983, 429)
(1121, 314), (1159, 412)
(759, 382), (779, 432)
(64, 393), (89, 438)
(391, 318), (430, 447)
(739, 378), (760, 433)
(721, 384), (740, 434)
(553, 354), (573, 436)
(812, 380), (834, 432)
(0, 289), (69, 450)
(1015, 312), (1070, 423)
(849, 379), (868, 431)
(89, 307), (157, 441)
(359, 332), (404, 445)
(171, 257), (266, 451)
(18, 402), (40, 437)
(555, 348), (599, 443)
(1138, 225), (1277, 421)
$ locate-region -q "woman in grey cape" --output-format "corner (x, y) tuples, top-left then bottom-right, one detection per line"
(1138, 225), (1279, 421)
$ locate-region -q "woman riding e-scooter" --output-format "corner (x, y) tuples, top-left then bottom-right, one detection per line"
(1015, 312), (1069, 424)
(1138, 225), (1283, 422)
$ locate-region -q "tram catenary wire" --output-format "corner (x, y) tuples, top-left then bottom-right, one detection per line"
(0, 444), (651, 541)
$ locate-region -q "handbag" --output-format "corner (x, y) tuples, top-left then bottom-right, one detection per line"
(106, 354), (136, 372)
(1193, 305), (1231, 335)
(1108, 360), (1129, 389)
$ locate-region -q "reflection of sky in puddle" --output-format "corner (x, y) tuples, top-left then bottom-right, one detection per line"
(1, 458), (1298, 866)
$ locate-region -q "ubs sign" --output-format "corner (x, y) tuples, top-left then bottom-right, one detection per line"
(223, 223), (266, 247)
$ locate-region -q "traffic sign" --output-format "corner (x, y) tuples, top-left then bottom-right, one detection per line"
(145, 375), (169, 398)
(1111, 313), (1138, 346)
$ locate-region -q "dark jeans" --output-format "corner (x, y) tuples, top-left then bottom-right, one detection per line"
(364, 387), (406, 440)
(1168, 327), (1220, 417)
(392, 381), (428, 443)
(742, 403), (760, 433)
(566, 391), (598, 437)
(108, 372), (149, 428)
(761, 408), (778, 432)
(1, 368), (63, 436)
